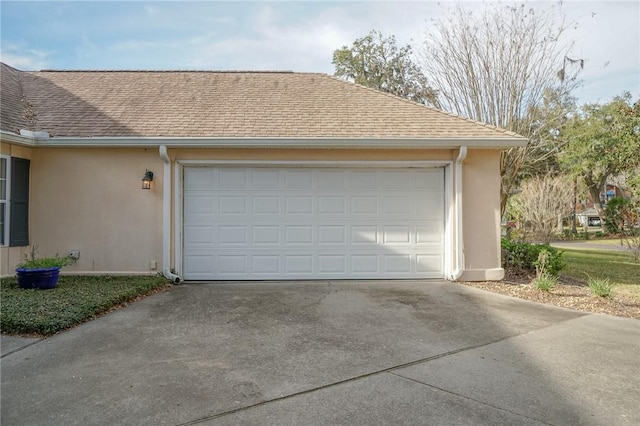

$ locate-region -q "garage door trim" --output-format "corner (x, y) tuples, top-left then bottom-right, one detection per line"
(175, 160), (453, 280)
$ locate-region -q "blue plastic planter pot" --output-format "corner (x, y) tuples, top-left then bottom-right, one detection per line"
(15, 267), (61, 290)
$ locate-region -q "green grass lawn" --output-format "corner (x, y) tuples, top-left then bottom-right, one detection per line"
(560, 248), (640, 299)
(589, 238), (629, 247)
(1, 275), (171, 336)
(561, 238), (629, 247)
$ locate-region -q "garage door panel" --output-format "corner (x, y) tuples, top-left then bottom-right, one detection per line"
(383, 226), (411, 244)
(352, 255), (378, 273)
(184, 168), (213, 187)
(318, 226), (346, 244)
(415, 169), (444, 188)
(184, 196), (214, 214)
(318, 196), (346, 214)
(351, 225), (378, 244)
(417, 224), (444, 244)
(350, 171), (378, 188)
(252, 226), (280, 244)
(417, 254), (443, 273)
(251, 169), (280, 187)
(285, 196), (313, 215)
(381, 195), (412, 215)
(379, 171), (412, 188)
(285, 226), (313, 244)
(219, 196), (246, 215)
(218, 226), (247, 245)
(184, 255), (215, 275)
(252, 255), (280, 274)
(184, 252), (444, 280)
(318, 255), (347, 273)
(351, 196), (378, 214)
(318, 171), (345, 187)
(285, 255), (313, 273)
(416, 191), (444, 215)
(285, 170), (313, 188)
(183, 167), (444, 280)
(219, 169), (246, 187)
(383, 254), (412, 273)
(253, 196), (280, 214)
(185, 225), (214, 244)
(218, 255), (246, 274)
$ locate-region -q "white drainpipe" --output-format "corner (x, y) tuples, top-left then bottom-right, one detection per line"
(448, 146), (467, 281)
(159, 145), (181, 283)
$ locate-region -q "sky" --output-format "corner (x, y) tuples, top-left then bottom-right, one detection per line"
(1, 0), (638, 106)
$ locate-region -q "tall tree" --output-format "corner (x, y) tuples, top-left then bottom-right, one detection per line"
(332, 30), (439, 107)
(419, 2), (583, 214)
(559, 92), (640, 219)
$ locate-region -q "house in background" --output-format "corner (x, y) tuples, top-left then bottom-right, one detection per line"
(0, 62), (527, 282)
(574, 184), (633, 228)
(576, 207), (602, 227)
(600, 184), (629, 205)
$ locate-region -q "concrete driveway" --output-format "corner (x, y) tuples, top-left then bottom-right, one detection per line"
(2, 280), (639, 425)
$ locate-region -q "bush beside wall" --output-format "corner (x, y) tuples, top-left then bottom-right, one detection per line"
(501, 238), (565, 276)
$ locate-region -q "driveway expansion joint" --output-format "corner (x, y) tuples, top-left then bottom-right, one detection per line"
(1, 338), (43, 358)
(388, 371), (557, 426)
(177, 332), (527, 425)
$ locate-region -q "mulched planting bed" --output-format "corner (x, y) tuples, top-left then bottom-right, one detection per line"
(463, 270), (640, 320)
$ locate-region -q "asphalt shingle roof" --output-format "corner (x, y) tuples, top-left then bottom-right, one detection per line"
(1, 63), (524, 141)
(0, 63), (31, 134)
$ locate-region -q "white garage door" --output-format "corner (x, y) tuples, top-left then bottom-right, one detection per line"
(183, 166), (444, 280)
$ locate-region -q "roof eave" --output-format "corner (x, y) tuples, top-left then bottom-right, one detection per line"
(0, 130), (37, 146)
(30, 136), (528, 149)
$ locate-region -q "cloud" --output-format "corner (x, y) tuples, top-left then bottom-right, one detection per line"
(98, 3), (360, 72)
(0, 43), (52, 70)
(172, 4), (370, 72)
(143, 4), (160, 17)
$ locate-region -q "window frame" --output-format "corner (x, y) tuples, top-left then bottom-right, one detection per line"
(0, 154), (10, 247)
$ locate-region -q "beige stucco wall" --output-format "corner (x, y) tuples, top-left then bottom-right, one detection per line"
(2, 145), (504, 280)
(460, 149), (503, 280)
(0, 142), (33, 276)
(28, 148), (163, 274)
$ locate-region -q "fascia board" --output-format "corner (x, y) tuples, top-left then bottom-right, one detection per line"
(0, 131), (37, 146)
(31, 136), (528, 149)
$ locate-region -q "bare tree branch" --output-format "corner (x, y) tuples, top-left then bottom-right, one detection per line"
(419, 2), (582, 215)
(511, 175), (575, 243)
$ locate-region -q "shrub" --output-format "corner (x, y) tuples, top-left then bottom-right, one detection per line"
(16, 246), (75, 270)
(604, 197), (636, 234)
(623, 232), (640, 263)
(534, 249), (552, 278)
(501, 238), (565, 275)
(534, 272), (557, 292)
(588, 276), (612, 297)
(17, 255), (75, 269)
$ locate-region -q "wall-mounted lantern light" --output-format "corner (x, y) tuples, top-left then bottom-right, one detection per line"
(141, 169), (154, 190)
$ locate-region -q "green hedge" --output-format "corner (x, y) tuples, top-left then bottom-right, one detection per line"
(501, 238), (565, 276)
